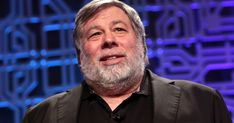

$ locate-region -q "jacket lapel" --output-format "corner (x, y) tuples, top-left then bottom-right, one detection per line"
(149, 71), (181, 123)
(57, 85), (83, 123)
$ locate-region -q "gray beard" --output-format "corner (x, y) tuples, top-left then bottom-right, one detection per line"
(79, 43), (145, 96)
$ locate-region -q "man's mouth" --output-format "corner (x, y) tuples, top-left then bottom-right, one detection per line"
(100, 55), (125, 61)
(99, 54), (126, 65)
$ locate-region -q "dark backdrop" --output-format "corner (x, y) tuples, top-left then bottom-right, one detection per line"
(0, 0), (234, 123)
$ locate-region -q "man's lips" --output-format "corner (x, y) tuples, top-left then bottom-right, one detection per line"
(100, 54), (125, 61)
(99, 54), (126, 65)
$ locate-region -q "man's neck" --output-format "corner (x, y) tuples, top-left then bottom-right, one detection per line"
(100, 80), (142, 111)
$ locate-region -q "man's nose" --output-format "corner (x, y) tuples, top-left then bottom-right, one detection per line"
(102, 32), (118, 49)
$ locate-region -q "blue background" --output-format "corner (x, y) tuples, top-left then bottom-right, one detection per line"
(0, 0), (234, 123)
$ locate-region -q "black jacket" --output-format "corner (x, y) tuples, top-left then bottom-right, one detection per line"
(23, 69), (232, 123)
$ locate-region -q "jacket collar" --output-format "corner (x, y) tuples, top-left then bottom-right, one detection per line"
(57, 85), (83, 123)
(57, 69), (181, 123)
(147, 70), (181, 123)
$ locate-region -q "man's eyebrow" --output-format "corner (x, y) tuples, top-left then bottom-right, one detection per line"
(112, 20), (127, 26)
(85, 25), (101, 34)
(85, 20), (127, 34)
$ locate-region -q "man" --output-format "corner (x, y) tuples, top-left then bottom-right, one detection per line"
(23, 0), (232, 123)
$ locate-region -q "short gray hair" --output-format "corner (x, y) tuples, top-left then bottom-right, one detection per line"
(73, 0), (148, 64)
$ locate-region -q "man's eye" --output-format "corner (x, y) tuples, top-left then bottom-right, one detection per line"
(114, 28), (126, 32)
(89, 32), (101, 38)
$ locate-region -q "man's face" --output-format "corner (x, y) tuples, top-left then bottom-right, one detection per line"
(79, 6), (145, 95)
(81, 6), (137, 67)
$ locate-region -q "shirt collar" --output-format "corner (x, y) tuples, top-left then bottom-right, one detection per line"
(81, 82), (96, 101)
(133, 70), (151, 96)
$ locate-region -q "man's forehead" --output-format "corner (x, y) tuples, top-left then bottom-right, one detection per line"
(85, 6), (129, 23)
(84, 10), (130, 31)
(88, 20), (127, 28)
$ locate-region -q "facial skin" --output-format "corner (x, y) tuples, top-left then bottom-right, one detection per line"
(79, 6), (145, 96)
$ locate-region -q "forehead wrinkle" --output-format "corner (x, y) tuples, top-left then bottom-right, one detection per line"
(86, 20), (127, 34)
(112, 20), (127, 26)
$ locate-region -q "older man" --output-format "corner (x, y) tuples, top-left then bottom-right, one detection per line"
(23, 0), (232, 123)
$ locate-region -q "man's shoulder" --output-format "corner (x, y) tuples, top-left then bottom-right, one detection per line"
(24, 84), (83, 120)
(147, 69), (217, 95)
(29, 91), (67, 112)
(146, 70), (232, 123)
(172, 79), (218, 95)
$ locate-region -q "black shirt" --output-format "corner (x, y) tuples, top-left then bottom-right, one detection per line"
(77, 72), (153, 123)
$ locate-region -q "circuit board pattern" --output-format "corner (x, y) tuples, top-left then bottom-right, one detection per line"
(0, 0), (234, 123)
